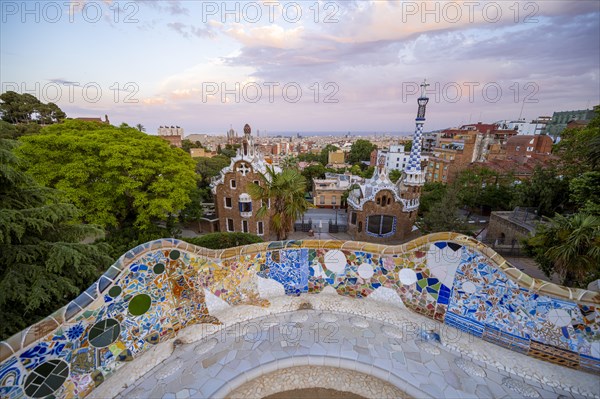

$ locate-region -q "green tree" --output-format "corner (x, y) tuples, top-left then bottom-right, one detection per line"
(196, 155), (231, 186)
(417, 187), (471, 235)
(0, 91), (65, 124)
(418, 182), (447, 215)
(569, 171), (600, 215)
(297, 152), (321, 163)
(350, 164), (362, 176)
(18, 120), (197, 230)
(0, 138), (113, 339)
(512, 166), (570, 217)
(320, 144), (339, 165)
(524, 213), (600, 287)
(280, 156), (299, 169)
(301, 163), (326, 192)
(182, 139), (203, 153)
(389, 169), (402, 183)
(248, 166), (312, 240)
(455, 167), (515, 215)
(184, 232), (263, 249)
(135, 123), (145, 132)
(218, 144), (239, 158)
(361, 166), (375, 179)
(555, 108), (600, 176)
(348, 139), (376, 164)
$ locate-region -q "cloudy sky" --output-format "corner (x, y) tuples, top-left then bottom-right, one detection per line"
(1, 0), (599, 134)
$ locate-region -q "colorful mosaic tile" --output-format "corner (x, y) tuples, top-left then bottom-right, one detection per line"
(1, 236), (598, 399)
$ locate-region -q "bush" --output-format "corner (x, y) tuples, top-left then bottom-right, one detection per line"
(184, 232), (263, 249)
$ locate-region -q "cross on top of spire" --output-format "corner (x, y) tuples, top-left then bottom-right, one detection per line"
(420, 79), (430, 98)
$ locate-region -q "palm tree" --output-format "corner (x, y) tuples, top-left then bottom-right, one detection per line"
(136, 123), (145, 132)
(247, 166), (312, 240)
(526, 213), (600, 287)
(280, 156), (298, 169)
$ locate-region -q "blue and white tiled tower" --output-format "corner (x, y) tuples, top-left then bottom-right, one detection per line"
(404, 79), (429, 186)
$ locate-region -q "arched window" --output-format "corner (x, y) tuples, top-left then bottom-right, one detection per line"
(358, 222), (362, 233)
(239, 193), (252, 216)
(366, 215), (396, 237)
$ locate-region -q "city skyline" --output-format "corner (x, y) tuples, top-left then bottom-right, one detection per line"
(2, 0), (599, 133)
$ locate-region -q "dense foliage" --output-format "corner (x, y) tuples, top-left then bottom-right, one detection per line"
(0, 139), (113, 340)
(0, 91), (65, 125)
(347, 139), (376, 164)
(183, 232), (263, 249)
(18, 120), (197, 230)
(522, 110), (600, 287)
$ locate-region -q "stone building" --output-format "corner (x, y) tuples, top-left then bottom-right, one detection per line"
(211, 124), (276, 237)
(347, 80), (429, 242)
(158, 125), (183, 147)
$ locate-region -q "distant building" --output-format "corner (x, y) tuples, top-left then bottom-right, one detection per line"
(426, 130), (478, 184)
(347, 80), (429, 242)
(158, 125), (183, 147)
(211, 124), (276, 237)
(504, 135), (553, 164)
(422, 132), (441, 153)
(495, 118), (550, 135)
(226, 127), (238, 145)
(327, 150), (345, 167)
(313, 173), (364, 209)
(544, 108), (596, 138)
(190, 148), (217, 158)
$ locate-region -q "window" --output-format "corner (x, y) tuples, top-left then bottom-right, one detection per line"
(230, 180), (236, 189)
(254, 180), (260, 185)
(227, 218), (234, 232)
(351, 212), (357, 225)
(320, 196), (325, 205)
(257, 221), (264, 235)
(526, 146), (534, 152)
(225, 197), (232, 208)
(358, 221), (362, 233)
(367, 215), (395, 236)
(516, 146), (521, 152)
(332, 196), (336, 205)
(387, 197), (391, 205)
(376, 197), (381, 205)
(239, 193), (252, 214)
(242, 220), (248, 233)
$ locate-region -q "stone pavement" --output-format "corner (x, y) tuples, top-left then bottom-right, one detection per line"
(116, 310), (588, 399)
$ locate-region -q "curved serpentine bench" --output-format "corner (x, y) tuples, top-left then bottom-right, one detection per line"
(0, 232), (599, 398)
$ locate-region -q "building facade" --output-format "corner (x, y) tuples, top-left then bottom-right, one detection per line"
(347, 80), (428, 242)
(211, 124), (275, 237)
(504, 134), (553, 164)
(313, 173), (364, 208)
(158, 125), (183, 147)
(544, 108), (597, 138)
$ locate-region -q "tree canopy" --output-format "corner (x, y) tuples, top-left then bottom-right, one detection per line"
(347, 139), (376, 164)
(18, 120), (197, 230)
(0, 138), (113, 339)
(522, 109), (600, 287)
(0, 91), (66, 125)
(184, 232), (263, 249)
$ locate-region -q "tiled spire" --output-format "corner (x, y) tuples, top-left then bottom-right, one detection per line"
(405, 79), (430, 174)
